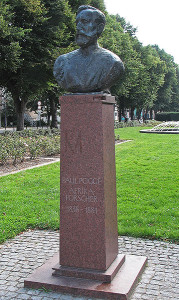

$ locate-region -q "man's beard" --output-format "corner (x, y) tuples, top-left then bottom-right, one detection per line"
(76, 32), (97, 48)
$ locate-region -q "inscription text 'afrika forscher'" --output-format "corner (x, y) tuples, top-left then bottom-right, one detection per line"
(62, 177), (102, 215)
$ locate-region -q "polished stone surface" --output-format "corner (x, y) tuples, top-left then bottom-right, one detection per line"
(59, 94), (118, 270)
(52, 254), (125, 283)
(24, 252), (147, 300)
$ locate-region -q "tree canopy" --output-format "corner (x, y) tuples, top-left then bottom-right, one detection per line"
(0, 0), (75, 130)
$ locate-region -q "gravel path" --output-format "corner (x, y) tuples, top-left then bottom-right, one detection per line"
(0, 230), (178, 299)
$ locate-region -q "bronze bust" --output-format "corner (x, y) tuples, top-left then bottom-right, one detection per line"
(53, 5), (124, 93)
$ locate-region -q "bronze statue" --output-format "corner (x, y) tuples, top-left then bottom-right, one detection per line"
(53, 5), (124, 93)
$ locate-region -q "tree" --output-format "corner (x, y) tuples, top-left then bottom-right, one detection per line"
(0, 0), (75, 130)
(68, 0), (106, 12)
(99, 14), (167, 119)
(152, 46), (179, 112)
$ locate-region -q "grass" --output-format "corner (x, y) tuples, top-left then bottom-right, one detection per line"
(115, 127), (179, 242)
(0, 163), (60, 243)
(0, 127), (178, 244)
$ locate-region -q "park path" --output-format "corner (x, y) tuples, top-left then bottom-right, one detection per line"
(0, 230), (178, 300)
(0, 157), (60, 177)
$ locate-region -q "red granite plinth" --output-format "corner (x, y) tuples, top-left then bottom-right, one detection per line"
(24, 93), (148, 298)
(24, 252), (147, 300)
(59, 94), (118, 270)
(52, 254), (125, 283)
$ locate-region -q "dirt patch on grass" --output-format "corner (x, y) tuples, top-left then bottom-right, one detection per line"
(0, 155), (60, 177)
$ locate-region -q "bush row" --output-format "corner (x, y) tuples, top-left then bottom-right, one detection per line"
(1, 128), (60, 137)
(114, 120), (161, 128)
(0, 132), (60, 165)
(156, 112), (179, 121)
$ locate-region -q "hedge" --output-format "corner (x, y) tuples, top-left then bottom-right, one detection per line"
(156, 112), (179, 121)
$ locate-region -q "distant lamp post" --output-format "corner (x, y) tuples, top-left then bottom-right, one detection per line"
(37, 101), (41, 127)
(4, 99), (7, 130)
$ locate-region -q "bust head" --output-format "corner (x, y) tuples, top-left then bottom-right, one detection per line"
(53, 5), (124, 93)
(76, 5), (105, 48)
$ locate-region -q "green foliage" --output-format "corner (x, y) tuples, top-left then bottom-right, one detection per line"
(0, 129), (60, 164)
(99, 14), (167, 114)
(68, 0), (106, 12)
(0, 0), (75, 130)
(114, 120), (161, 129)
(152, 46), (179, 112)
(0, 136), (27, 165)
(26, 135), (60, 158)
(2, 128), (60, 137)
(156, 112), (179, 121)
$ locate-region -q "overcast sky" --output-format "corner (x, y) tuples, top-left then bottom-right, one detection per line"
(104, 0), (179, 65)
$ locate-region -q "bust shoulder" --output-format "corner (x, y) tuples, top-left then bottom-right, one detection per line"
(53, 46), (124, 92)
(96, 47), (124, 70)
(53, 49), (80, 82)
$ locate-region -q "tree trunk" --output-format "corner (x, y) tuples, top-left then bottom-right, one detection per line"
(116, 97), (125, 122)
(137, 109), (142, 120)
(14, 96), (26, 131)
(131, 107), (134, 120)
(150, 108), (153, 120)
(116, 98), (121, 122)
(46, 104), (51, 127)
(50, 97), (58, 128)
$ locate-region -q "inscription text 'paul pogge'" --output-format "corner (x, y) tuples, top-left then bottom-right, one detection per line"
(62, 177), (102, 185)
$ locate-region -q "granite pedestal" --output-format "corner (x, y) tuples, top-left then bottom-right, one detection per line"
(59, 94), (118, 270)
(24, 94), (147, 299)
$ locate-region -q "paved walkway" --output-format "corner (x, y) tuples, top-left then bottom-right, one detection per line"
(0, 230), (178, 300)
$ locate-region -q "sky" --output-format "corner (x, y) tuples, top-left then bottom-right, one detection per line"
(104, 0), (179, 65)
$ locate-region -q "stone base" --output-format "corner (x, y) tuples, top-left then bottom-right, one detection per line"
(52, 254), (125, 283)
(24, 253), (147, 300)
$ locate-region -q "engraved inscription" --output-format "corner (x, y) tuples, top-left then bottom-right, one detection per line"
(65, 187), (97, 203)
(65, 130), (82, 153)
(65, 194), (97, 203)
(66, 206), (80, 213)
(65, 206), (97, 215)
(85, 207), (98, 214)
(62, 177), (102, 215)
(62, 177), (102, 185)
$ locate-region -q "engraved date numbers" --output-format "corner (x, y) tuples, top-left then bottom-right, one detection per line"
(85, 207), (98, 214)
(66, 206), (79, 213)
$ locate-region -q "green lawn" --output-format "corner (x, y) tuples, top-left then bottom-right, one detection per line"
(0, 163), (60, 243)
(0, 128), (178, 244)
(115, 127), (179, 242)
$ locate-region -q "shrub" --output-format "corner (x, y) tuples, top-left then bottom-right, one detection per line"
(114, 120), (161, 129)
(38, 136), (60, 156)
(8, 137), (27, 164)
(0, 129), (60, 165)
(0, 139), (9, 164)
(156, 112), (179, 121)
(27, 137), (42, 159)
(2, 128), (60, 138)
(0, 136), (27, 165)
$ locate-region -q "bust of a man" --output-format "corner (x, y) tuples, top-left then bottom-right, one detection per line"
(53, 5), (124, 93)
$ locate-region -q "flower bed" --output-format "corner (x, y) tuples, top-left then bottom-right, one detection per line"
(0, 129), (60, 166)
